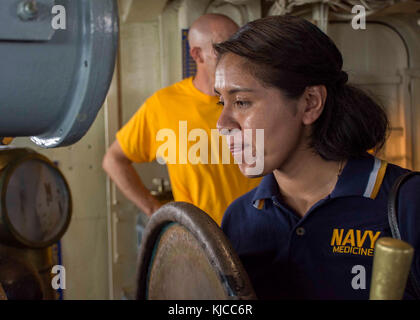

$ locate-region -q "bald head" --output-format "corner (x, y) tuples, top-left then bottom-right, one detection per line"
(188, 14), (239, 95)
(188, 14), (238, 48)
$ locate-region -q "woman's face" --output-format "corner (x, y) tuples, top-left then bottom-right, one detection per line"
(215, 53), (309, 177)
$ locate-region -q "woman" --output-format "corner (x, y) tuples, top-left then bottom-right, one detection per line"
(214, 15), (420, 299)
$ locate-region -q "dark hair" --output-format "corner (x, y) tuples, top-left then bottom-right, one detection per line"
(214, 15), (389, 161)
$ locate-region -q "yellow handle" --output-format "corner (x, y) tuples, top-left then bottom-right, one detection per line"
(370, 237), (414, 300)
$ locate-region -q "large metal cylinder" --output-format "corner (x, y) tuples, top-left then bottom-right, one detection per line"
(0, 0), (119, 148)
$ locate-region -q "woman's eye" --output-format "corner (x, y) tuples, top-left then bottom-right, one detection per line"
(235, 100), (250, 108)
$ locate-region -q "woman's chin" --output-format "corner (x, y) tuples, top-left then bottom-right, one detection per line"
(238, 163), (266, 178)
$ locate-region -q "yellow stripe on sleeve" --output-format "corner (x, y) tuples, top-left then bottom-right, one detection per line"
(370, 160), (388, 199)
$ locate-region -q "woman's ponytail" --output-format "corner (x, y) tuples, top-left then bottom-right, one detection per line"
(311, 83), (389, 160)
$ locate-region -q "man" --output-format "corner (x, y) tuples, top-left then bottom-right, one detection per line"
(102, 14), (260, 225)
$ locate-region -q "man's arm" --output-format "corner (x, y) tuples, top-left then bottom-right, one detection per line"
(102, 139), (162, 216)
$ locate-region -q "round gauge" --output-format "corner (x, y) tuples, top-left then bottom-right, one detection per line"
(0, 151), (71, 248)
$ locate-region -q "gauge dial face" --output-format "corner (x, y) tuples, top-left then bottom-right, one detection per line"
(5, 159), (70, 244)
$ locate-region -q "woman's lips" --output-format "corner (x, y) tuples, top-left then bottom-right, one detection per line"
(229, 144), (249, 155)
(229, 145), (241, 153)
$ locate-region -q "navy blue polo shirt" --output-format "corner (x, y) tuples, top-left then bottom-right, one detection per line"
(221, 153), (420, 299)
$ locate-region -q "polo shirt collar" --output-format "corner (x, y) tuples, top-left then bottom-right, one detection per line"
(252, 153), (386, 209)
(330, 153), (375, 199)
(251, 173), (280, 209)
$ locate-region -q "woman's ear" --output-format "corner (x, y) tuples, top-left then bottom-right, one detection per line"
(301, 85), (327, 125)
(190, 46), (204, 64)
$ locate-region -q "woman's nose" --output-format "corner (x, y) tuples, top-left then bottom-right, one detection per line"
(216, 107), (240, 135)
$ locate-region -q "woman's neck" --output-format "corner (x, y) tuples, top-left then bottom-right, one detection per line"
(273, 149), (345, 218)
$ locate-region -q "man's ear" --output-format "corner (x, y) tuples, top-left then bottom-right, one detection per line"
(190, 46), (204, 64)
(301, 85), (327, 125)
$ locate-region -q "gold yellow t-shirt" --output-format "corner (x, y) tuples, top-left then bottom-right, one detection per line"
(116, 77), (261, 225)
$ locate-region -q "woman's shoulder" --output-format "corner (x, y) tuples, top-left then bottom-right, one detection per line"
(382, 162), (420, 193)
(372, 160), (417, 201)
(382, 161), (420, 237)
